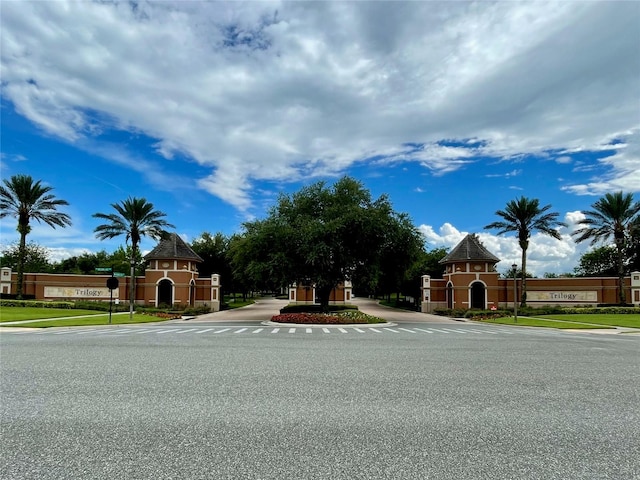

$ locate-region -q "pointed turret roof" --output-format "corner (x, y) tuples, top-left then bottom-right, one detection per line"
(439, 234), (500, 264)
(144, 233), (203, 262)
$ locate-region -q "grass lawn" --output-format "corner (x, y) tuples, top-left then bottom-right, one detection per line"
(0, 307), (171, 327)
(537, 314), (640, 329)
(7, 314), (170, 328)
(478, 316), (614, 329)
(0, 308), (105, 322)
(224, 299), (255, 309)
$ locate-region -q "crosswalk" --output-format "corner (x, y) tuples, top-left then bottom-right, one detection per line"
(2, 325), (587, 338)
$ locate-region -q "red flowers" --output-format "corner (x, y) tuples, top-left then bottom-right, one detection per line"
(271, 311), (382, 324)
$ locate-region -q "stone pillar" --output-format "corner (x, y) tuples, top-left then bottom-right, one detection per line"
(421, 275), (431, 313)
(631, 271), (640, 306)
(344, 280), (353, 303)
(210, 274), (221, 312)
(289, 283), (297, 303)
(1, 267), (12, 295)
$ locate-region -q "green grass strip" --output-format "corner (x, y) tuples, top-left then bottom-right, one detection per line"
(1, 313), (170, 328)
(0, 308), (105, 322)
(537, 314), (640, 329)
(478, 317), (614, 329)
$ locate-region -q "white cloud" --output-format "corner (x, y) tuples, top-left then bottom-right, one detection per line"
(418, 220), (591, 276)
(562, 129), (640, 195)
(1, 1), (638, 210)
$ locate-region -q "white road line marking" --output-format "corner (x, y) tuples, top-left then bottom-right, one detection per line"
(129, 329), (154, 334)
(74, 330), (99, 335)
(176, 329), (197, 334)
(414, 328), (433, 333)
(383, 328), (399, 333)
(213, 328), (230, 334)
(195, 328), (214, 334)
(288, 328), (296, 334)
(322, 328), (331, 334)
(353, 328), (366, 333)
(251, 328), (264, 334)
(467, 329), (498, 335)
(234, 328), (248, 334)
(368, 328), (382, 333)
(338, 327), (348, 333)
(306, 328), (313, 334)
(271, 328), (280, 334)
(156, 329), (180, 334)
(441, 328), (466, 334)
(398, 328), (416, 333)
(428, 328), (450, 334)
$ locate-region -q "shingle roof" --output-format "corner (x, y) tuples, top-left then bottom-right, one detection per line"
(144, 233), (203, 262)
(439, 234), (500, 264)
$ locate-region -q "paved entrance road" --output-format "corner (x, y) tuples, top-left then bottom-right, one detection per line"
(2, 318), (639, 479)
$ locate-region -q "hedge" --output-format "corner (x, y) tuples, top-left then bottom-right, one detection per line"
(433, 305), (640, 317)
(0, 300), (75, 309)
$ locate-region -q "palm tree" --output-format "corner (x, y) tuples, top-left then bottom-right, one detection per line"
(93, 197), (174, 318)
(572, 192), (640, 304)
(0, 174), (71, 298)
(485, 196), (567, 307)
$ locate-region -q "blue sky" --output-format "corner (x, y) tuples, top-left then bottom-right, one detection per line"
(1, 1), (639, 276)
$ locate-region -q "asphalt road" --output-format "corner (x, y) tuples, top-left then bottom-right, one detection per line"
(2, 316), (639, 479)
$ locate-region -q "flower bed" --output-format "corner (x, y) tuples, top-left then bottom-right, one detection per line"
(271, 311), (385, 324)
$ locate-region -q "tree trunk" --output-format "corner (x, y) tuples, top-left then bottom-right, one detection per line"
(316, 284), (333, 312)
(520, 244), (528, 308)
(16, 230), (27, 299)
(129, 244), (137, 321)
(615, 237), (626, 304)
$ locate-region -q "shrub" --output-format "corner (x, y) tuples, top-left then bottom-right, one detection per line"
(182, 305), (212, 316)
(0, 300), (74, 308)
(433, 307), (467, 318)
(561, 306), (640, 315)
(73, 300), (129, 312)
(463, 309), (511, 320)
(271, 311), (384, 324)
(0, 293), (36, 300)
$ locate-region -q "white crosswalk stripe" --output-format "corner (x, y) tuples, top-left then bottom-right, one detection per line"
(398, 328), (416, 334)
(4, 325), (601, 339)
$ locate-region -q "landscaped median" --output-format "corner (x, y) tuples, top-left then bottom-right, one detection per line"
(271, 310), (386, 325)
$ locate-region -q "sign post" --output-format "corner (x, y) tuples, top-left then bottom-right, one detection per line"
(103, 267), (119, 325)
(512, 263), (518, 324)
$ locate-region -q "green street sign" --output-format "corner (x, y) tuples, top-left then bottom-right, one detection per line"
(95, 267), (112, 272)
(113, 273), (126, 277)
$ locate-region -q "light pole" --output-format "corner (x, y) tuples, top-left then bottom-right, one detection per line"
(129, 258), (136, 321)
(512, 263), (518, 323)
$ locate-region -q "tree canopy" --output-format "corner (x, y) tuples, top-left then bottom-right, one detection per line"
(93, 197), (174, 316)
(484, 196), (566, 307)
(0, 174), (72, 297)
(572, 191), (640, 303)
(232, 176), (424, 309)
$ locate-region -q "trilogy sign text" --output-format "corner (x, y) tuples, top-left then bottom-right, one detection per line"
(526, 291), (597, 302)
(44, 286), (118, 299)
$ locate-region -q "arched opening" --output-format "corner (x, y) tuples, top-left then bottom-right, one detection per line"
(157, 279), (173, 307)
(470, 281), (486, 309)
(446, 282), (453, 309)
(189, 280), (195, 307)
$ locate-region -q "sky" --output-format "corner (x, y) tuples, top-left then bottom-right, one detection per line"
(1, 1), (639, 277)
